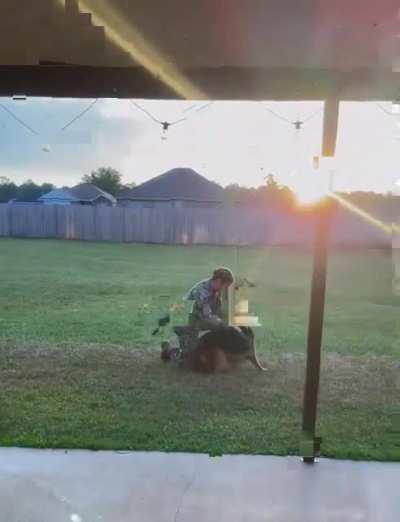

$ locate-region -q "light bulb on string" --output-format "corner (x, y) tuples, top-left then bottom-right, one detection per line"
(294, 120), (303, 131)
(264, 102), (323, 180)
(132, 101), (213, 141)
(312, 155), (320, 169)
(265, 105), (323, 132)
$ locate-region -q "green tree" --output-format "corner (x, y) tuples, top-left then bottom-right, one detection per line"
(224, 174), (295, 211)
(82, 167), (124, 196)
(0, 177), (18, 202)
(265, 173), (279, 191)
(119, 181), (137, 192)
(17, 180), (54, 202)
(261, 173), (295, 210)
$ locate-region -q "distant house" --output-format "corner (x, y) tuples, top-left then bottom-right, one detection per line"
(7, 200), (42, 206)
(38, 183), (116, 206)
(117, 168), (226, 209)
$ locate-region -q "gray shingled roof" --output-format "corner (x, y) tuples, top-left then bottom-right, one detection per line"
(38, 189), (79, 203)
(117, 168), (225, 202)
(68, 183), (116, 203)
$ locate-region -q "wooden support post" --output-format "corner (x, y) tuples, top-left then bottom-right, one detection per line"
(301, 200), (333, 463)
(322, 98), (340, 157)
(221, 285), (234, 326)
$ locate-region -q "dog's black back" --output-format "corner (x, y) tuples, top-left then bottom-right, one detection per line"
(198, 326), (253, 355)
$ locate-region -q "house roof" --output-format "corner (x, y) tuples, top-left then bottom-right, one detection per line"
(39, 184), (116, 204)
(69, 183), (116, 203)
(39, 188), (79, 202)
(117, 168), (225, 202)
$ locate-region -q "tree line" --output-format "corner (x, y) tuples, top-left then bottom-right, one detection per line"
(0, 168), (395, 217)
(226, 174), (394, 216)
(0, 167), (131, 202)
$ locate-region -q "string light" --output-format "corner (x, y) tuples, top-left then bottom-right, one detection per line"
(376, 102), (400, 116)
(376, 102), (400, 142)
(265, 105), (323, 131)
(131, 101), (213, 137)
(60, 99), (99, 131)
(0, 102), (39, 136)
(0, 98), (99, 152)
(312, 156), (320, 169)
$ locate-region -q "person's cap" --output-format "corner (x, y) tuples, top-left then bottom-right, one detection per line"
(212, 267), (234, 284)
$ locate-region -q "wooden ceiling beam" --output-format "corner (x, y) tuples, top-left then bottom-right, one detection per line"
(0, 65), (399, 101)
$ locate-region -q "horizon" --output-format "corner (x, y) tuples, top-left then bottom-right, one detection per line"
(2, 171), (395, 196)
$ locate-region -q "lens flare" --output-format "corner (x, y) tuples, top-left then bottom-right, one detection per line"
(56, 0), (205, 100)
(295, 186), (329, 205)
(331, 193), (396, 235)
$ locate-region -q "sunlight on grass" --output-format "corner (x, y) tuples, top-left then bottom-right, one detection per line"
(0, 238), (398, 459)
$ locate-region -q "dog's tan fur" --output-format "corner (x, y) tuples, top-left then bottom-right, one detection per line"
(192, 330), (266, 373)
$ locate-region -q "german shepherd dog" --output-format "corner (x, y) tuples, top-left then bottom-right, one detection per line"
(191, 326), (266, 373)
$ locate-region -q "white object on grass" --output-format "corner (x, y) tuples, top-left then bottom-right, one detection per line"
(233, 315), (261, 327)
(235, 300), (249, 314)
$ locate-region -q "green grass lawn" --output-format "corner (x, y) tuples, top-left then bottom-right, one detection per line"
(0, 238), (399, 460)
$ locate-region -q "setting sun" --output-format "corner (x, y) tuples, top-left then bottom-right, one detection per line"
(294, 186), (329, 205)
(293, 181), (330, 205)
(291, 165), (334, 205)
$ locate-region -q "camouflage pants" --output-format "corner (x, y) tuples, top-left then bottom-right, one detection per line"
(173, 314), (224, 367)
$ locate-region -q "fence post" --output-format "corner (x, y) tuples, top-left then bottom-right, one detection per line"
(7, 204), (13, 237)
(93, 205), (97, 241)
(54, 205), (58, 237)
(122, 206), (127, 243)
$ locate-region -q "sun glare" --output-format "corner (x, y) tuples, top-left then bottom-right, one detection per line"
(294, 185), (329, 205)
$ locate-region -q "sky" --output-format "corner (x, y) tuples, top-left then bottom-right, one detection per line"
(0, 97), (398, 197)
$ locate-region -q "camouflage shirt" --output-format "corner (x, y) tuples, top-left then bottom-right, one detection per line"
(184, 279), (222, 321)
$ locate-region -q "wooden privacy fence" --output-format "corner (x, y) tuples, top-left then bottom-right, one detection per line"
(0, 204), (391, 247)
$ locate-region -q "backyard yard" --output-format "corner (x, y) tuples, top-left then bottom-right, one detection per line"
(0, 238), (398, 460)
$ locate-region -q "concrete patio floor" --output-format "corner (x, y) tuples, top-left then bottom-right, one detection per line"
(0, 448), (399, 522)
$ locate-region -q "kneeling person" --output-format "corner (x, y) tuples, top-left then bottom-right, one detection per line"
(185, 267), (234, 331)
(160, 267), (234, 363)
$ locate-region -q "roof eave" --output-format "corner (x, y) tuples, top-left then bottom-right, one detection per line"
(76, 194), (116, 203)
(116, 196), (223, 203)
